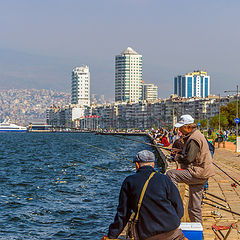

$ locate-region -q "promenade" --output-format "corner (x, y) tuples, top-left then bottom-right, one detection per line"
(202, 148), (240, 239)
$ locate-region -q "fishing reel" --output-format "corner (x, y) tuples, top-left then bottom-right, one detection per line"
(165, 155), (175, 162)
(211, 210), (222, 218)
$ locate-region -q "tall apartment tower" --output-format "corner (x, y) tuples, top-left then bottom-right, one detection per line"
(143, 83), (158, 101)
(71, 65), (90, 106)
(115, 47), (143, 102)
(174, 70), (210, 98)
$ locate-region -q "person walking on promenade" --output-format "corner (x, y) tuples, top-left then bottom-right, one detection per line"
(102, 150), (185, 240)
(166, 115), (215, 223)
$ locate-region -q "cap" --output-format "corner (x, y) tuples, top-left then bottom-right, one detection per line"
(134, 150), (155, 163)
(174, 114), (194, 128)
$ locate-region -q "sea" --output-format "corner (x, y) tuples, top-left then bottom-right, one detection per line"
(0, 132), (155, 240)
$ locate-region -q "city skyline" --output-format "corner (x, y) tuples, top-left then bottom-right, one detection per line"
(0, 0), (240, 99)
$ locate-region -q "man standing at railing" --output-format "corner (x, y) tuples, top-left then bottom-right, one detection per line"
(166, 115), (215, 223)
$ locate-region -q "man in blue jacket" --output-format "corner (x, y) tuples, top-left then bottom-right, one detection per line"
(102, 150), (185, 240)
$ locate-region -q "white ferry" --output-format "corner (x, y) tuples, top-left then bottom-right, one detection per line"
(0, 121), (27, 132)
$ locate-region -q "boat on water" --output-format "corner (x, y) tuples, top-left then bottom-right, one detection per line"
(0, 121), (27, 132)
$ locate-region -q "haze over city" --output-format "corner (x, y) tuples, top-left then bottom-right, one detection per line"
(0, 0), (240, 100)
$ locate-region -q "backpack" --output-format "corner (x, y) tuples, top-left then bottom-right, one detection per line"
(205, 137), (215, 155)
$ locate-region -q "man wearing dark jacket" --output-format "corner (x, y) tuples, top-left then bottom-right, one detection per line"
(102, 150), (185, 240)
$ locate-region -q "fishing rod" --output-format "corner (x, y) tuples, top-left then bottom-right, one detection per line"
(202, 201), (240, 217)
(185, 195), (240, 217)
(187, 189), (228, 208)
(202, 195), (228, 208)
(79, 134), (240, 182)
(110, 135), (240, 186)
(110, 134), (179, 153)
(204, 191), (227, 203)
(108, 134), (173, 173)
(213, 162), (240, 187)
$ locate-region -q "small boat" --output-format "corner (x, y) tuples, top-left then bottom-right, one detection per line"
(0, 121), (27, 132)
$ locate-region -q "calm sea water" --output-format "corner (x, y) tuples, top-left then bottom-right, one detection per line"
(0, 133), (154, 240)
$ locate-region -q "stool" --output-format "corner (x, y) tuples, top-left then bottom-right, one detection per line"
(212, 223), (234, 240)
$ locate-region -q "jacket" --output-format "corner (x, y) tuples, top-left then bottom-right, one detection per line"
(108, 166), (184, 240)
(161, 137), (170, 147)
(182, 129), (215, 179)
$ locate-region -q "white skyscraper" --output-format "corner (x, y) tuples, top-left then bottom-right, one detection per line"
(115, 47), (143, 102)
(71, 65), (90, 106)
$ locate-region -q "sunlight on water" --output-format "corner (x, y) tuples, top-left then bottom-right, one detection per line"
(0, 133), (154, 240)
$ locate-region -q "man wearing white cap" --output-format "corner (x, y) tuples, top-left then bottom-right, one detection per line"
(166, 115), (215, 223)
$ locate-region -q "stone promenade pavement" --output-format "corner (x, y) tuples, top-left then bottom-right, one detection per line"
(201, 148), (240, 239)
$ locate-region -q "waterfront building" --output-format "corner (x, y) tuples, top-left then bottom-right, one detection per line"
(174, 70), (210, 98)
(46, 105), (87, 129)
(71, 65), (90, 106)
(115, 47), (143, 102)
(47, 95), (238, 130)
(143, 83), (158, 101)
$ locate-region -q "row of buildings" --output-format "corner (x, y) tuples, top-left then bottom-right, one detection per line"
(70, 47), (211, 108)
(46, 94), (237, 130)
(48, 46), (214, 130)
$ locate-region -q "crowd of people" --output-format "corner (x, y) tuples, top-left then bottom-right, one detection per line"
(151, 126), (239, 147)
(149, 127), (183, 148)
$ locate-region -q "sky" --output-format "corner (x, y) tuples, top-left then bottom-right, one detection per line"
(0, 0), (240, 99)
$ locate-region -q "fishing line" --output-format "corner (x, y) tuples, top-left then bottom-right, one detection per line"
(69, 138), (134, 165)
(1, 137), (135, 205)
(109, 134), (180, 153)
(68, 137), (164, 172)
(111, 135), (240, 185)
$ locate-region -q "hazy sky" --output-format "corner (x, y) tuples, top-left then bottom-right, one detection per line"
(0, 0), (239, 99)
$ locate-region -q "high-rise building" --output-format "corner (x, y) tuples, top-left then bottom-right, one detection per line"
(71, 65), (90, 106)
(174, 70), (210, 98)
(143, 83), (158, 101)
(115, 47), (143, 102)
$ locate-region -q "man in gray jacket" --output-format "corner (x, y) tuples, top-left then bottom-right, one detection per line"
(166, 115), (215, 223)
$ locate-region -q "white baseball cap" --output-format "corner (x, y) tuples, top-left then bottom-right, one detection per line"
(174, 114), (194, 128)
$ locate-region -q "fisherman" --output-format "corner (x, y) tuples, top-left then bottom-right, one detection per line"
(102, 150), (185, 240)
(166, 115), (215, 223)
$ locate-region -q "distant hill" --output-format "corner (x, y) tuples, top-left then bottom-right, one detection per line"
(0, 89), (70, 125)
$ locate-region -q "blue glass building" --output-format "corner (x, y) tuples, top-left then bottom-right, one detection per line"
(174, 70), (210, 98)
